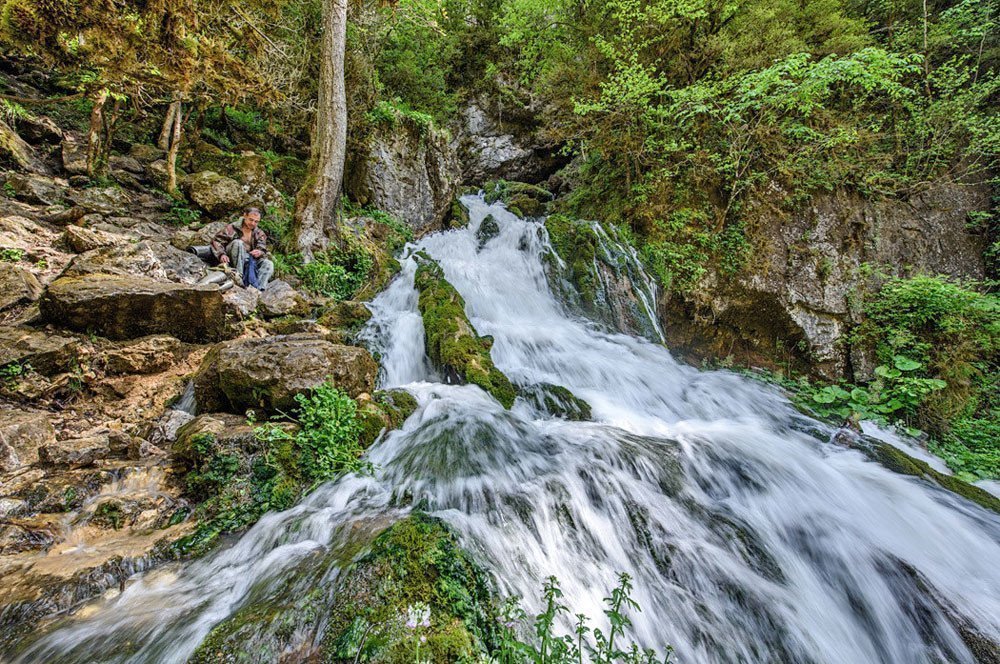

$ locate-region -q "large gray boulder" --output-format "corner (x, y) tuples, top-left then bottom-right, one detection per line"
(40, 273), (230, 342)
(194, 333), (378, 414)
(184, 171), (246, 218)
(63, 240), (208, 284)
(345, 116), (460, 236)
(5, 173), (65, 205)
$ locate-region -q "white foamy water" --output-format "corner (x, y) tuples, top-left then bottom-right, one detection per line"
(10, 196), (1000, 663)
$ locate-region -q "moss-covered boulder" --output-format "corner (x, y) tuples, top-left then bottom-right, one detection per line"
(476, 214), (500, 249)
(484, 180), (552, 218)
(319, 512), (496, 663)
(544, 214), (600, 310)
(356, 389), (419, 447)
(317, 300), (372, 332)
(519, 383), (592, 421)
(189, 513), (496, 663)
(847, 436), (1000, 514)
(413, 257), (516, 408)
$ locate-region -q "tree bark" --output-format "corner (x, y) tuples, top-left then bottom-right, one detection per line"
(166, 101), (183, 195)
(86, 88), (109, 177)
(158, 99), (180, 151)
(294, 0), (348, 259)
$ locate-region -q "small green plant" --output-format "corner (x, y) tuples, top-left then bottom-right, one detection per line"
(289, 383), (368, 482)
(0, 247), (25, 262)
(295, 240), (374, 301)
(492, 573), (673, 663)
(0, 361), (28, 387)
(168, 204), (203, 226)
(3, 182), (16, 198)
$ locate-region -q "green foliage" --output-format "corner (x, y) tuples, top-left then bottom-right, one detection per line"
(795, 355), (947, 426)
(288, 384), (368, 483)
(174, 384), (369, 557)
(0, 247), (25, 262)
(0, 360), (28, 387)
(167, 204), (202, 226)
(493, 574), (672, 663)
(366, 99), (435, 133)
(343, 198), (413, 254)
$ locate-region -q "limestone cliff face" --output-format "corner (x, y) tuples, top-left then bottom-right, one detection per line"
(661, 182), (990, 379)
(345, 118), (461, 237)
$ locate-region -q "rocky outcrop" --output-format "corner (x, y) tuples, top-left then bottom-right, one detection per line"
(193, 333), (378, 414)
(100, 335), (184, 375)
(661, 183), (991, 379)
(257, 279), (310, 318)
(345, 116), (460, 236)
(40, 274), (230, 342)
(456, 99), (566, 185)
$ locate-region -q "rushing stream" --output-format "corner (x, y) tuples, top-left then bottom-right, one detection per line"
(10, 195), (1000, 663)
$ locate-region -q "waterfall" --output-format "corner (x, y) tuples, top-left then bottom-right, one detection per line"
(10, 195), (1000, 664)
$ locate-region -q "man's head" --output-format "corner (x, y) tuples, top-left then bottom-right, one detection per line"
(242, 207), (262, 230)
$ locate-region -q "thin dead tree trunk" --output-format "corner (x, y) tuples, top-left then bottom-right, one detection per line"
(166, 100), (183, 195)
(86, 88), (109, 177)
(158, 98), (181, 151)
(294, 0), (348, 259)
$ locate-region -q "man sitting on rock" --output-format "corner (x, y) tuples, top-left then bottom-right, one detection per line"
(210, 207), (274, 290)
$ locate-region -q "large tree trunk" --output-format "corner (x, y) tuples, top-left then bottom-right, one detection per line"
(294, 0), (348, 259)
(86, 88), (109, 177)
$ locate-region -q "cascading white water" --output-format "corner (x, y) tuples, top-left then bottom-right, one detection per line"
(10, 195), (1000, 663)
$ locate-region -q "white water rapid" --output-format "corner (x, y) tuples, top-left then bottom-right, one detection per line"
(10, 195), (1000, 663)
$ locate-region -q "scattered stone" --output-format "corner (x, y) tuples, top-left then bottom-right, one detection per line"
(40, 273), (230, 342)
(41, 205), (87, 226)
(0, 497), (27, 519)
(66, 186), (132, 216)
(194, 333), (378, 413)
(0, 409), (56, 470)
(222, 286), (260, 320)
(129, 144), (165, 163)
(101, 335), (183, 375)
(5, 173), (65, 205)
(109, 155), (144, 174)
(184, 171), (246, 218)
(0, 326), (77, 375)
(61, 131), (88, 174)
(127, 438), (165, 460)
(0, 118), (50, 174)
(18, 115), (62, 145)
(0, 263), (42, 311)
(258, 279), (310, 318)
(147, 409), (195, 448)
(476, 214), (500, 249)
(146, 159), (171, 189)
(0, 215), (48, 249)
(519, 383), (592, 421)
(38, 435), (111, 468)
(173, 413), (259, 463)
(62, 225), (132, 253)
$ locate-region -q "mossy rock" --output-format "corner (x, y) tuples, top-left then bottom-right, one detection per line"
(520, 383), (592, 421)
(448, 197), (471, 229)
(317, 300), (372, 332)
(544, 214), (601, 311)
(483, 180), (552, 217)
(319, 512), (497, 663)
(355, 390), (419, 448)
(852, 436), (1000, 514)
(413, 258), (517, 408)
(476, 214), (500, 249)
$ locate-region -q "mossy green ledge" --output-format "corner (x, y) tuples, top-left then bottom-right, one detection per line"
(413, 256), (517, 408)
